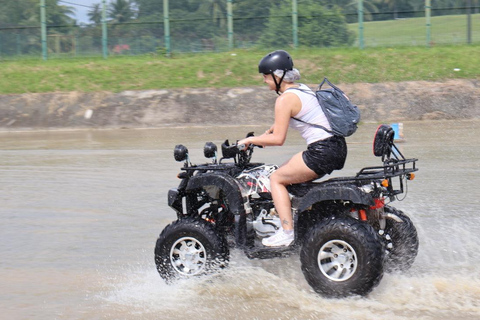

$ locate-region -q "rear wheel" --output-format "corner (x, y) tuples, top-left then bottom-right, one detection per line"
(300, 216), (384, 298)
(154, 217), (229, 282)
(383, 206), (419, 272)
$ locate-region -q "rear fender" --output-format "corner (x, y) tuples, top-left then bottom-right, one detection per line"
(295, 184), (374, 213)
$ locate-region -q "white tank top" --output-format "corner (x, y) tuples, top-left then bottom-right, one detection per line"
(285, 83), (333, 144)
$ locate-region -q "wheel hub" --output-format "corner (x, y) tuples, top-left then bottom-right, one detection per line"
(170, 237), (207, 276)
(317, 239), (357, 282)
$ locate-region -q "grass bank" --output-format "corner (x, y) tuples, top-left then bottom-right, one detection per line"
(0, 45), (479, 94)
(348, 13), (480, 46)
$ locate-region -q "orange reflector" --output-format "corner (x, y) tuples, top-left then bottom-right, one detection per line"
(407, 173), (415, 180)
(381, 179), (389, 187)
(370, 198), (385, 210)
(359, 209), (367, 221)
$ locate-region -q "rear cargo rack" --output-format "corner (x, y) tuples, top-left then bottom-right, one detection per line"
(324, 125), (419, 198)
(356, 158), (418, 180)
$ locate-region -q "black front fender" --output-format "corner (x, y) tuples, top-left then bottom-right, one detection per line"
(186, 172), (245, 215)
(186, 172), (248, 247)
(168, 188), (183, 214)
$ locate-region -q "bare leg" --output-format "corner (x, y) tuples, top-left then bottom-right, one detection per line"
(270, 152), (318, 231)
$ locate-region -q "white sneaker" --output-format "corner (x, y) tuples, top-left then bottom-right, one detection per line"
(262, 230), (294, 247)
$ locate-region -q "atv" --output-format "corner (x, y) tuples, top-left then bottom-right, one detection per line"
(154, 124), (419, 297)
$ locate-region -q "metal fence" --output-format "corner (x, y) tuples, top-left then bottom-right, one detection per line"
(0, 1), (478, 60)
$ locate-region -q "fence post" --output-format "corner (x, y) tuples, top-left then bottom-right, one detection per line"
(102, 0), (108, 58)
(358, 0), (364, 49)
(467, 0), (472, 44)
(227, 0), (233, 50)
(40, 0), (47, 60)
(17, 34), (21, 56)
(164, 0), (171, 57)
(292, 0), (298, 48)
(425, 0), (431, 47)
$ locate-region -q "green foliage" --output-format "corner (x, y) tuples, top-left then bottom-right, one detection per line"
(108, 0), (136, 23)
(0, 0), (478, 57)
(233, 0), (278, 43)
(88, 3), (102, 25)
(0, 0), (74, 27)
(259, 0), (355, 48)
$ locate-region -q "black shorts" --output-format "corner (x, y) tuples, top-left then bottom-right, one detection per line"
(302, 135), (347, 177)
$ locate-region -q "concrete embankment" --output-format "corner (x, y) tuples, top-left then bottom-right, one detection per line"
(0, 79), (478, 130)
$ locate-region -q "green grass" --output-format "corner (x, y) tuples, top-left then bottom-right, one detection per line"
(0, 45), (479, 94)
(349, 13), (480, 46)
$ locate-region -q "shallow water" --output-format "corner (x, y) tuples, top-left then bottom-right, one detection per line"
(1, 121), (479, 319)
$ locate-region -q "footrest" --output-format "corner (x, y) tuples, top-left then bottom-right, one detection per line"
(244, 243), (298, 259)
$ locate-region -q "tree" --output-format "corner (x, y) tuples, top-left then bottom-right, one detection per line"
(233, 0), (279, 42)
(0, 0), (74, 26)
(108, 0), (136, 23)
(259, 0), (355, 48)
(197, 0), (227, 27)
(136, 0), (203, 19)
(0, 0), (36, 26)
(88, 3), (102, 25)
(46, 0), (75, 25)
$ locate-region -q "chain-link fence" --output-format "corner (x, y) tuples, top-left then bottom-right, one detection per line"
(0, 1), (478, 60)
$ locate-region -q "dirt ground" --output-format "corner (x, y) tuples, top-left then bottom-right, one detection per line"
(0, 79), (478, 130)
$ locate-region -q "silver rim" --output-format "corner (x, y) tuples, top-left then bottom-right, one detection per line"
(317, 239), (357, 282)
(170, 237), (207, 276)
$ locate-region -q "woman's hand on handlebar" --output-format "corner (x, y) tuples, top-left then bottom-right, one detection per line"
(237, 137), (252, 151)
(237, 138), (264, 151)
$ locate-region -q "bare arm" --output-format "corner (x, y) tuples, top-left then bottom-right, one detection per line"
(238, 93), (301, 147)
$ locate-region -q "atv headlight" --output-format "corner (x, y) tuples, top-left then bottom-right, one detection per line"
(174, 144), (189, 162)
(204, 142), (217, 158)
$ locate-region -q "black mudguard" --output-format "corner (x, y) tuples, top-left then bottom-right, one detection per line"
(168, 188), (183, 214)
(186, 172), (248, 247)
(293, 183), (374, 213)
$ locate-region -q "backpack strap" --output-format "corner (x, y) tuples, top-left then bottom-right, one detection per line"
(291, 116), (334, 134)
(285, 84), (316, 97)
(318, 77), (342, 93)
(287, 84), (334, 135)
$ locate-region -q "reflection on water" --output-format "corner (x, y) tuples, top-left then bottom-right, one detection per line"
(0, 121), (479, 319)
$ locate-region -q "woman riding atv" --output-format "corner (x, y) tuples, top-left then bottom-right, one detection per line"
(238, 50), (347, 247)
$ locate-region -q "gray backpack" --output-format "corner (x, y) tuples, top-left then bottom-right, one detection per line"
(292, 78), (360, 137)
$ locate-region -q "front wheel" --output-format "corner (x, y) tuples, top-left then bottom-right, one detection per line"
(154, 217), (229, 282)
(300, 217), (384, 298)
(383, 206), (419, 272)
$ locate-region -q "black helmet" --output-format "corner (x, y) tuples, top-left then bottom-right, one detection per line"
(258, 50), (294, 94)
(258, 50), (294, 74)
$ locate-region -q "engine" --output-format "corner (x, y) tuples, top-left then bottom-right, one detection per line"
(236, 164), (282, 237)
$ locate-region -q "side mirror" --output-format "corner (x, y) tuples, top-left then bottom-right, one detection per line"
(174, 144), (189, 162)
(203, 142), (217, 159)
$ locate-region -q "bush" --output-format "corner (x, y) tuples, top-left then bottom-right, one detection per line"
(259, 0), (355, 48)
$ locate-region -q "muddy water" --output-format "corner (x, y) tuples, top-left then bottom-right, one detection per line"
(1, 121), (479, 320)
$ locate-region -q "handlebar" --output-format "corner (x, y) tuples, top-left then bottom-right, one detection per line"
(220, 132), (262, 165)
